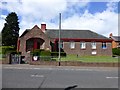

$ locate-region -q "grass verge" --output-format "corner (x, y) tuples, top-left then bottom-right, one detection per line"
(56, 55), (118, 63)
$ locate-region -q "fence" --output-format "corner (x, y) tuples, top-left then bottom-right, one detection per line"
(10, 54), (21, 64)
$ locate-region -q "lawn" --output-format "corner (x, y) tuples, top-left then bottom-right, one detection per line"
(56, 55), (118, 63)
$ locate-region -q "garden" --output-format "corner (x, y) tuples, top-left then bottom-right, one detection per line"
(0, 46), (119, 63)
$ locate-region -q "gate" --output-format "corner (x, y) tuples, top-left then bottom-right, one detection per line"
(10, 54), (21, 64)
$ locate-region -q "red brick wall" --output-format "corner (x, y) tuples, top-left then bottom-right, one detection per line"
(63, 42), (112, 56)
(19, 26), (51, 58)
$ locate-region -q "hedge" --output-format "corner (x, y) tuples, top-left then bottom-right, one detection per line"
(0, 46), (15, 54)
(31, 49), (41, 56)
(112, 48), (120, 56)
(31, 49), (51, 61)
(40, 50), (51, 56)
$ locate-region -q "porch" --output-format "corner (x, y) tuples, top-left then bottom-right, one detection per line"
(26, 38), (45, 52)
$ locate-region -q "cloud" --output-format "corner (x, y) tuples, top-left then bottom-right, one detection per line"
(0, 15), (6, 32)
(0, 15), (6, 19)
(62, 2), (118, 37)
(0, 0), (118, 37)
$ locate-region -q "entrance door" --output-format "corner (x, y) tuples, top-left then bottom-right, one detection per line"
(37, 42), (40, 49)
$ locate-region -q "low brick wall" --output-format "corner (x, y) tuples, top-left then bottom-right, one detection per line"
(0, 58), (10, 64)
(0, 60), (9, 64)
(30, 60), (119, 67)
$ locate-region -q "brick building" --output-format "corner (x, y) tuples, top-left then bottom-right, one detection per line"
(17, 24), (112, 59)
(109, 33), (120, 48)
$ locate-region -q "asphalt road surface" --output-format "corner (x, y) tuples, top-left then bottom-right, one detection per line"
(2, 64), (119, 89)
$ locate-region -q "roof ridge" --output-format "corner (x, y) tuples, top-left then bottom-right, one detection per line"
(112, 36), (120, 37)
(47, 29), (91, 31)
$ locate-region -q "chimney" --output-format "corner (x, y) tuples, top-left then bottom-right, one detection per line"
(109, 33), (113, 38)
(41, 23), (46, 32)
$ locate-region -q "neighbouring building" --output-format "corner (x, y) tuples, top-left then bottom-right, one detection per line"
(109, 33), (120, 48)
(17, 24), (112, 60)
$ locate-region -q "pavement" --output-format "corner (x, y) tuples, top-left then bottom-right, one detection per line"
(1, 64), (119, 89)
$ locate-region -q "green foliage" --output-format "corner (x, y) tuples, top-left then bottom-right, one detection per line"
(0, 46), (16, 58)
(51, 52), (66, 57)
(31, 49), (51, 56)
(40, 50), (51, 56)
(31, 49), (41, 56)
(1, 12), (20, 49)
(112, 48), (120, 56)
(0, 46), (15, 54)
(40, 50), (51, 61)
(31, 49), (52, 61)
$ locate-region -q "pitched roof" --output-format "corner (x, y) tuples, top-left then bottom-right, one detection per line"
(111, 36), (120, 41)
(20, 29), (30, 38)
(20, 28), (110, 40)
(46, 29), (110, 39)
(19, 25), (40, 38)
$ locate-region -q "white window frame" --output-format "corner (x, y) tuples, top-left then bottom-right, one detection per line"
(102, 42), (107, 49)
(80, 42), (86, 49)
(91, 42), (96, 49)
(70, 41), (75, 49)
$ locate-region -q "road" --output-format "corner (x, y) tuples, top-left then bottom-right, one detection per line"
(2, 64), (119, 89)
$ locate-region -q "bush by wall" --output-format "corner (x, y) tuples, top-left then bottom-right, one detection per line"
(112, 48), (120, 56)
(0, 46), (21, 58)
(40, 50), (51, 56)
(40, 50), (51, 61)
(1, 46), (15, 54)
(31, 49), (51, 61)
(31, 49), (41, 56)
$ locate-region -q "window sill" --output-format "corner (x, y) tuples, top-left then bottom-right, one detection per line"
(81, 48), (86, 50)
(102, 48), (107, 49)
(70, 48), (75, 50)
(91, 48), (97, 50)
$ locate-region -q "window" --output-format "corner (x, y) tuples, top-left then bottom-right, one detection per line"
(118, 42), (120, 48)
(80, 42), (86, 49)
(102, 42), (107, 49)
(70, 42), (75, 49)
(58, 41), (63, 49)
(26, 39), (34, 52)
(91, 42), (96, 49)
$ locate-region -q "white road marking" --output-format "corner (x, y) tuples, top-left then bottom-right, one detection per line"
(106, 77), (119, 79)
(31, 75), (44, 78)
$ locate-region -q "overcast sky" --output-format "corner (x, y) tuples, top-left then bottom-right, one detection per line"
(0, 0), (119, 37)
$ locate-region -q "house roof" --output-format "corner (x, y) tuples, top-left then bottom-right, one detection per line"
(20, 28), (111, 41)
(20, 29), (30, 38)
(46, 29), (110, 40)
(111, 36), (120, 41)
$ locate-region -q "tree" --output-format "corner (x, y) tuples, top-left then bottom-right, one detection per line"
(1, 12), (20, 49)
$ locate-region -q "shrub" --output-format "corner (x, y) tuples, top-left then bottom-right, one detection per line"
(40, 50), (51, 56)
(0, 46), (15, 54)
(31, 49), (51, 61)
(112, 48), (120, 56)
(0, 46), (21, 58)
(31, 49), (41, 56)
(40, 50), (51, 61)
